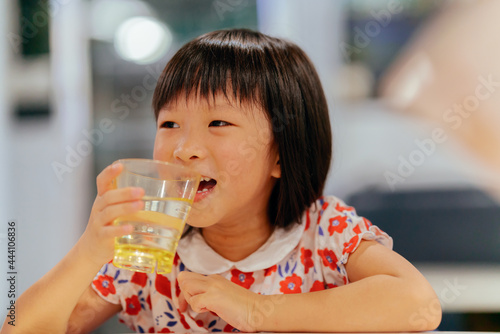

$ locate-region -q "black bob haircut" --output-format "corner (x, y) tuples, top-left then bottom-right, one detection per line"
(152, 28), (332, 229)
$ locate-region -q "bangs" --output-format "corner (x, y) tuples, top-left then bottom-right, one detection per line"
(153, 29), (275, 116)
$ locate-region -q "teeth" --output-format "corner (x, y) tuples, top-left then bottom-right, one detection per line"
(197, 177), (215, 195)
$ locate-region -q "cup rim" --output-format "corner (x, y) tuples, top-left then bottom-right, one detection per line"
(113, 158), (200, 180)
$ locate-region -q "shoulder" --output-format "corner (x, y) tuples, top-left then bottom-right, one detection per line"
(302, 196), (360, 230)
(307, 196), (358, 215)
(301, 195), (393, 263)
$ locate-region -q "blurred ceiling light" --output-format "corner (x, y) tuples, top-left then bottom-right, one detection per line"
(114, 16), (172, 64)
(89, 0), (153, 41)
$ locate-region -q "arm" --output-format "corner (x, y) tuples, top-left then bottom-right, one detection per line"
(0, 243), (120, 334)
(66, 285), (122, 334)
(0, 164), (144, 334)
(178, 240), (441, 332)
(257, 240), (441, 332)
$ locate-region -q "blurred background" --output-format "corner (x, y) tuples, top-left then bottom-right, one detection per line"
(1, 0), (499, 332)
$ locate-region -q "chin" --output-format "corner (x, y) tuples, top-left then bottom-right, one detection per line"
(185, 209), (215, 228)
(186, 220), (214, 228)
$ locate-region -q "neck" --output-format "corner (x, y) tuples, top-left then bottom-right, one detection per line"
(200, 211), (273, 262)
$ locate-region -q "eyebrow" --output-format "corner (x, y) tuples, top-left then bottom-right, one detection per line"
(160, 101), (241, 114)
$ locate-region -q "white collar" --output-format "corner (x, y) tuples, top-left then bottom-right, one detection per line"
(177, 221), (305, 275)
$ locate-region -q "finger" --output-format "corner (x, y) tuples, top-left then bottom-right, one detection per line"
(95, 200), (144, 227)
(189, 293), (210, 313)
(179, 279), (208, 298)
(96, 163), (123, 196)
(178, 272), (210, 302)
(177, 291), (188, 312)
(178, 271), (206, 283)
(178, 272), (208, 292)
(94, 187), (145, 213)
(100, 223), (134, 239)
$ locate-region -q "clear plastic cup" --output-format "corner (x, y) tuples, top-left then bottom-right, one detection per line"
(111, 159), (200, 274)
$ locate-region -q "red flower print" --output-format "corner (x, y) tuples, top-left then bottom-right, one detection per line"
(158, 328), (172, 333)
(155, 274), (172, 299)
(196, 320), (204, 327)
(175, 278), (181, 297)
(343, 235), (359, 255)
(224, 323), (240, 332)
(353, 224), (361, 235)
(335, 202), (354, 213)
(146, 294), (151, 310)
(92, 275), (116, 297)
(305, 210), (311, 231)
(131, 272), (148, 287)
(300, 248), (314, 274)
(264, 265), (277, 277)
(316, 201), (330, 225)
(173, 253), (180, 266)
(279, 274), (302, 294)
(318, 248), (338, 270)
(178, 312), (190, 329)
(125, 295), (141, 315)
(230, 269), (255, 289)
(328, 215), (348, 235)
(310, 280), (325, 292)
(148, 327), (155, 333)
(326, 283), (338, 289)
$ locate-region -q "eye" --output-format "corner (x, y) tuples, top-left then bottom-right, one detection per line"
(209, 120), (231, 127)
(160, 121), (179, 129)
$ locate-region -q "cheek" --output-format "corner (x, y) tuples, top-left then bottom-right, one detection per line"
(153, 134), (172, 161)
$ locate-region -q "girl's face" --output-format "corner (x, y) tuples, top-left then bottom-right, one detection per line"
(153, 94), (281, 229)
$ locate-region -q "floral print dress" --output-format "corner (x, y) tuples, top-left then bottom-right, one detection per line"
(92, 196), (392, 332)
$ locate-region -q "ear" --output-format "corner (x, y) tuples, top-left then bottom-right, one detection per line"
(271, 155), (281, 179)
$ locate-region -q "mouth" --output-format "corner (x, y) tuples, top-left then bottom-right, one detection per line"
(195, 176), (217, 202)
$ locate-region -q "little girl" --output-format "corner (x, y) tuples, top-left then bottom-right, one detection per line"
(4, 29), (441, 333)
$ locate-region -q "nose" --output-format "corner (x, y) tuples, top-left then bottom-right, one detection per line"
(173, 135), (207, 163)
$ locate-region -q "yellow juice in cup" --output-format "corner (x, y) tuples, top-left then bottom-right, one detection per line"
(113, 196), (192, 274)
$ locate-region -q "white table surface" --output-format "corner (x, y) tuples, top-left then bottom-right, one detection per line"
(416, 263), (500, 312)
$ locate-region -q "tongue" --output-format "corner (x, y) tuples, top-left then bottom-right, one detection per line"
(198, 179), (217, 191)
